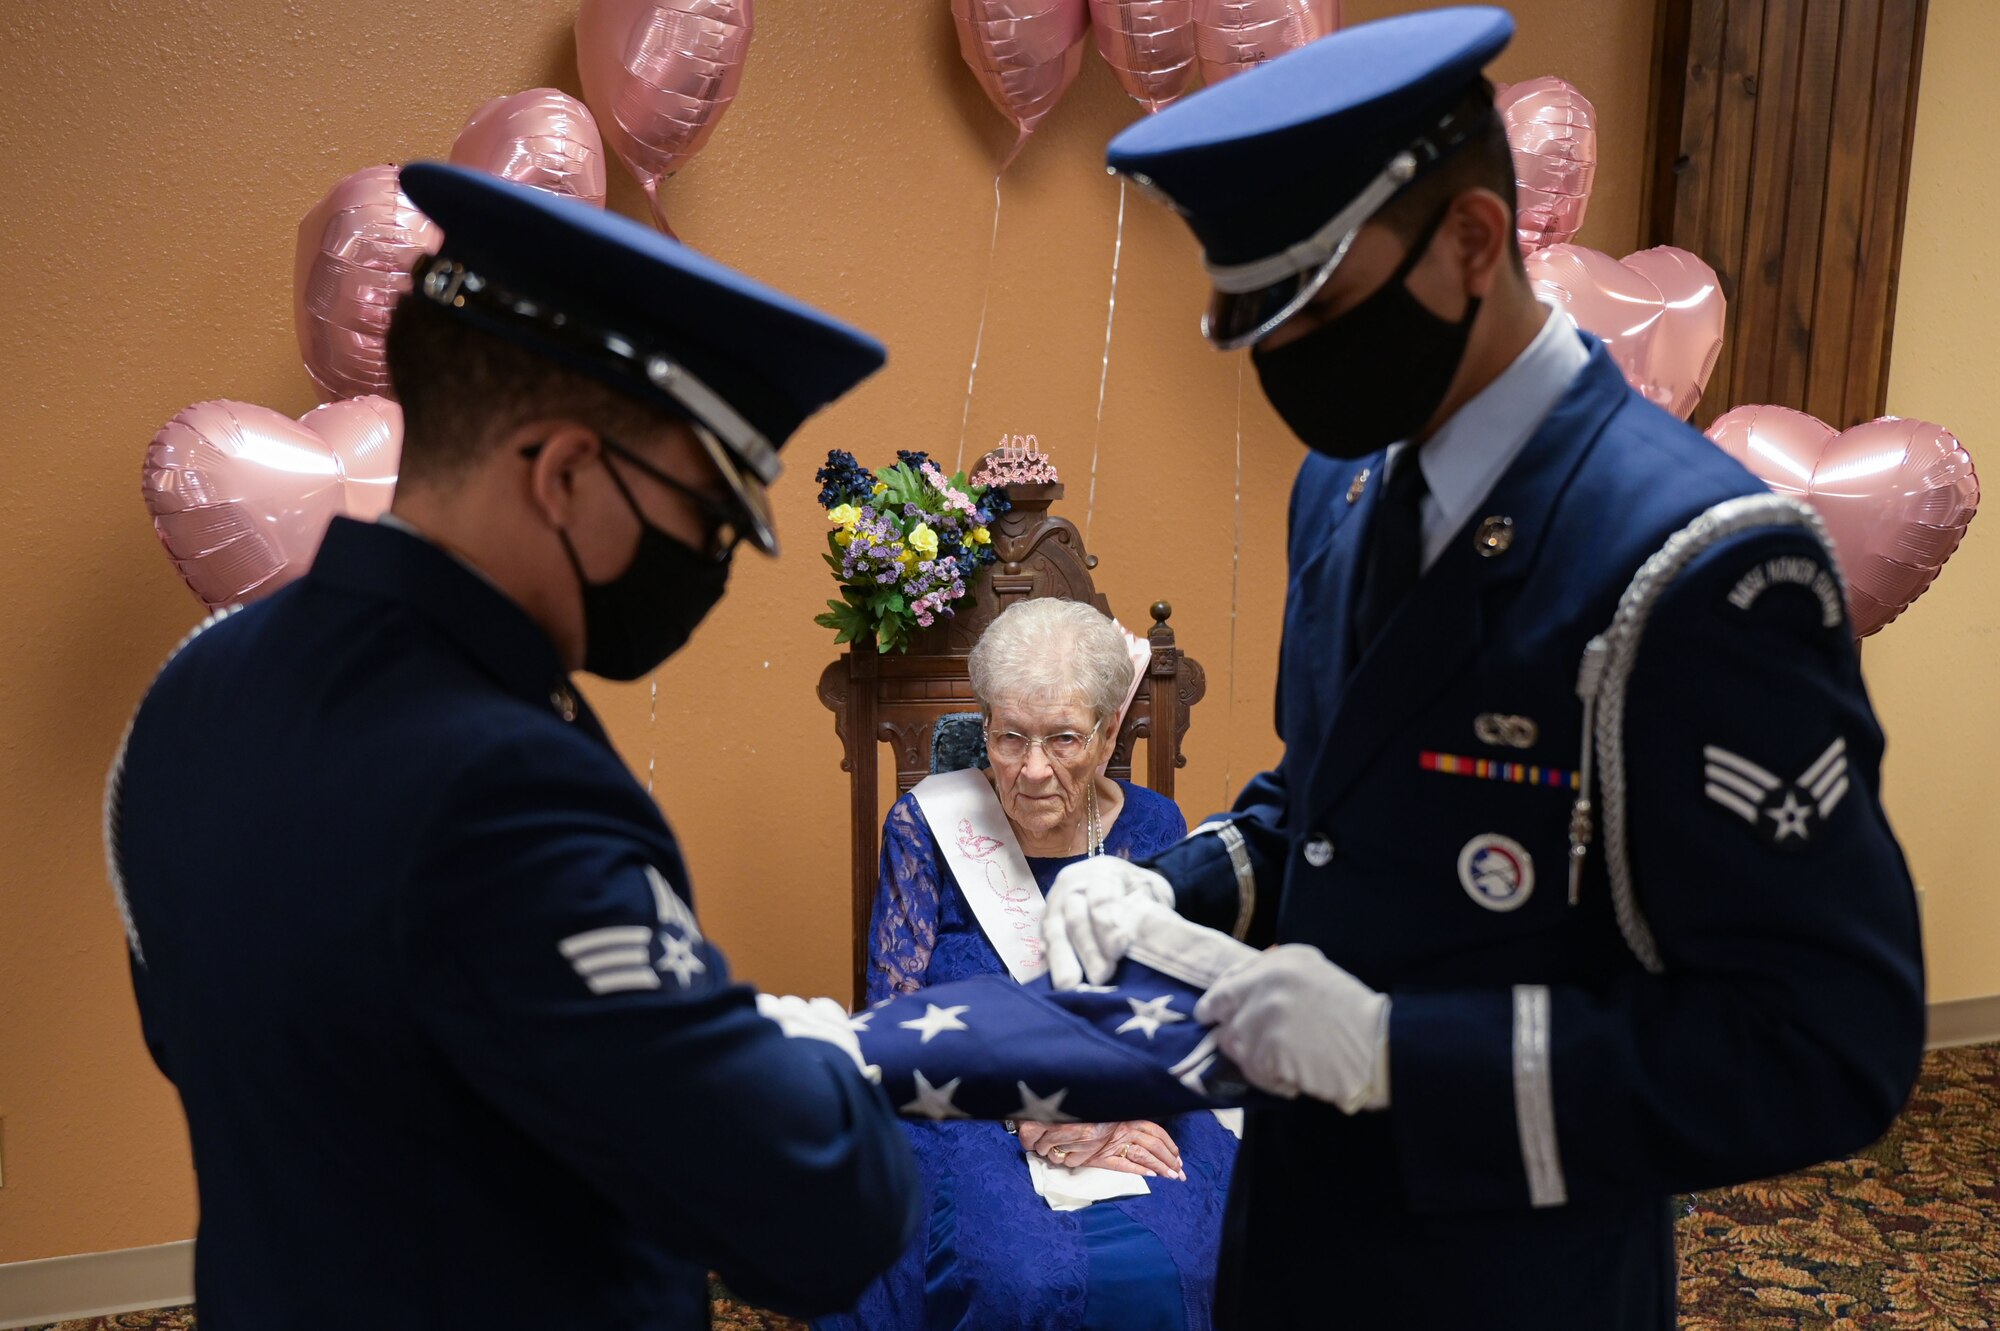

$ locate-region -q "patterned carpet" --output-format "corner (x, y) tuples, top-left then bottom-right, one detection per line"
(28, 1044), (1997, 1330)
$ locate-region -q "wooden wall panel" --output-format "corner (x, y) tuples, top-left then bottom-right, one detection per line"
(1647, 0), (1930, 430)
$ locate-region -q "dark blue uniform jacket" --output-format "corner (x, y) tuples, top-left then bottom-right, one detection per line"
(1149, 348), (1926, 1329)
(109, 519), (919, 1329)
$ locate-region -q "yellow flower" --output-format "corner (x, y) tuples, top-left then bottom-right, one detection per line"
(827, 503), (861, 527)
(909, 524), (939, 558)
(873, 481), (888, 495)
(970, 526), (991, 546)
(898, 548), (917, 569)
(834, 530), (853, 547)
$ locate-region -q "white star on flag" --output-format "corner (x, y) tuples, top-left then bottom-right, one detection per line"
(1170, 1032), (1222, 1095)
(1117, 994), (1188, 1040)
(657, 934), (706, 987)
(1008, 1081), (1078, 1123)
(847, 1010), (875, 1032)
(899, 1002), (971, 1044)
(901, 1069), (971, 1120)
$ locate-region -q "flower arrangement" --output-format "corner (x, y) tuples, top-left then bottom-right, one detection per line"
(813, 448), (1011, 652)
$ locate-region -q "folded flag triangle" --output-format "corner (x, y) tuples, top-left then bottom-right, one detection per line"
(854, 901), (1275, 1122)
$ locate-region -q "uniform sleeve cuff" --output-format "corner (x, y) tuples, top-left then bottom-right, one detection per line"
(1390, 987), (1564, 1212)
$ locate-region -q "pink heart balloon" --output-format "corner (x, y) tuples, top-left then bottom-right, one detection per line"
(299, 395), (402, 522)
(1193, 0), (1339, 85)
(1091, 0), (1199, 112)
(576, 0), (753, 232)
(952, 0), (1091, 169)
(450, 89), (609, 208)
(293, 164), (442, 402)
(1525, 243), (1725, 420)
(144, 401), (347, 609)
(1497, 76), (1597, 254)
(1705, 406), (1980, 637)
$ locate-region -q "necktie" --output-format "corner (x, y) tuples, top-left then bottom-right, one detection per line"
(1352, 452), (1429, 655)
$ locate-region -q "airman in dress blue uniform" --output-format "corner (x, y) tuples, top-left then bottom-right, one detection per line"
(107, 164), (918, 1329)
(1041, 9), (1926, 1327)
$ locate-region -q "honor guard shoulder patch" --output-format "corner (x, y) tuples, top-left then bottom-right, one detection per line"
(1726, 555), (1844, 629)
(1703, 737), (1851, 849)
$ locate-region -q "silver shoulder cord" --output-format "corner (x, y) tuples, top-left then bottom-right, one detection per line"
(1566, 493), (1841, 973)
(105, 604), (243, 966)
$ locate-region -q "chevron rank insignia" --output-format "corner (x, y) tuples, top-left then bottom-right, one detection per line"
(1702, 738), (1851, 849)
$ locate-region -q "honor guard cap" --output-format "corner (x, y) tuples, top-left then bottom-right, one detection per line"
(1106, 6), (1515, 350)
(398, 162), (890, 554)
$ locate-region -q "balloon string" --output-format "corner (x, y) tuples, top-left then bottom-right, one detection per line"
(1223, 358), (1242, 808)
(642, 180), (679, 241)
(999, 127), (1033, 174)
(1085, 178), (1127, 545)
(646, 675), (658, 796)
(956, 173), (1005, 473)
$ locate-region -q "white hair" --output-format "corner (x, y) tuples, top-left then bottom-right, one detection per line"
(969, 599), (1134, 726)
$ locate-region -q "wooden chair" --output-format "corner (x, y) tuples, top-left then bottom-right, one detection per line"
(817, 459), (1207, 1004)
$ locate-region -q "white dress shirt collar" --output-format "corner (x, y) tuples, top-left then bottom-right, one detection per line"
(1384, 302), (1591, 570)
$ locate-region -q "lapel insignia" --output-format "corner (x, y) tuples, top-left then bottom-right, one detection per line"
(1473, 713), (1539, 749)
(1345, 468), (1371, 504)
(1702, 738), (1850, 849)
(1458, 834), (1534, 912)
(1474, 515), (1515, 557)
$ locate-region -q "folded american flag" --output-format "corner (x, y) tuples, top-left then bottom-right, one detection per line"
(853, 902), (1273, 1122)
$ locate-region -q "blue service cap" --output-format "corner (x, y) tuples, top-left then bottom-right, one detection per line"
(1106, 6), (1514, 349)
(398, 162), (889, 554)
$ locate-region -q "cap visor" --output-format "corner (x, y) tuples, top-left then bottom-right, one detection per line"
(694, 425), (779, 556)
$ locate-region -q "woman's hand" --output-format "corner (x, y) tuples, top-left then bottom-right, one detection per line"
(1014, 1120), (1185, 1180)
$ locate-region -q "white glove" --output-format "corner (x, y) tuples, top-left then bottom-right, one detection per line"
(1193, 944), (1390, 1115)
(1042, 858), (1177, 989)
(756, 993), (879, 1082)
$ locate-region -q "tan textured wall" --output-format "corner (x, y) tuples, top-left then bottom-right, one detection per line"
(1867, 0), (2000, 1005)
(0, 0), (1655, 1261)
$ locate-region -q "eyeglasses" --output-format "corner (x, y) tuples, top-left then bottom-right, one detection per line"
(521, 436), (743, 563)
(983, 721), (1102, 764)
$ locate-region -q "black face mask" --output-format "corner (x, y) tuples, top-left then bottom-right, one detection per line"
(558, 457), (732, 682)
(1249, 206), (1480, 460)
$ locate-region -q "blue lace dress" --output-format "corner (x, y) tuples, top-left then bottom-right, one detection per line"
(816, 780), (1237, 1331)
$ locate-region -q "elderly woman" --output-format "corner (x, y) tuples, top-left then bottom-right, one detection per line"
(817, 599), (1236, 1331)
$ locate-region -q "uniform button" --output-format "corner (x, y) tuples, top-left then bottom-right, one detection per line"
(550, 686), (578, 722)
(1303, 835), (1335, 868)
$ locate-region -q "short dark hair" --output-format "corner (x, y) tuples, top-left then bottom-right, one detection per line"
(1372, 86), (1523, 274)
(383, 289), (681, 486)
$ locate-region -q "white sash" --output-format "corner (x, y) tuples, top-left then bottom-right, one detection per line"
(911, 768), (1049, 983)
(911, 769), (1151, 1208)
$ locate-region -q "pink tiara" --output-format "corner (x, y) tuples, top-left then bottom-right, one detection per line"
(971, 434), (1060, 488)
